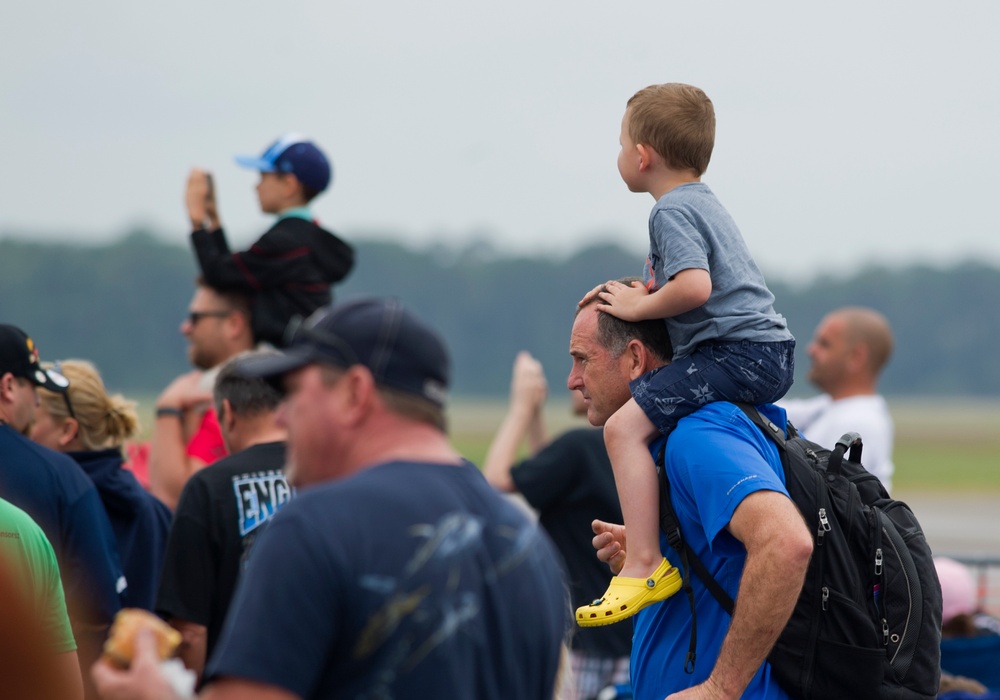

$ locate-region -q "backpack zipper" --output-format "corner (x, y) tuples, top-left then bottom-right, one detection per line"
(872, 513), (888, 646)
(880, 514), (918, 673)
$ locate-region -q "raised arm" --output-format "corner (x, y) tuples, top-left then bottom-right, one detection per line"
(148, 371), (213, 510)
(186, 168), (221, 232)
(481, 352), (548, 493)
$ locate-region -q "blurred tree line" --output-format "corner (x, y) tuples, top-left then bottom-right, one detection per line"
(2, 230), (998, 398)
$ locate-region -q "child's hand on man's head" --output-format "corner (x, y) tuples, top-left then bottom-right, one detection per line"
(577, 282), (608, 308)
(596, 280), (650, 322)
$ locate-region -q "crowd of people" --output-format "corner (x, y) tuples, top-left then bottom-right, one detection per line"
(0, 83), (983, 700)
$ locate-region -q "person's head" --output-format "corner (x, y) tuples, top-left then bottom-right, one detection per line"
(213, 350), (285, 454)
(0, 325), (69, 434)
(935, 557), (979, 638)
(620, 83), (715, 186)
(30, 359), (139, 453)
(234, 298), (451, 487)
(235, 134), (331, 212)
(181, 280), (255, 370)
(807, 307), (894, 398)
(568, 280), (673, 426)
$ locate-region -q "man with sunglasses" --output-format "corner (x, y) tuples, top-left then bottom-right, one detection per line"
(147, 282), (257, 510)
(94, 298), (569, 700)
(0, 324), (126, 694)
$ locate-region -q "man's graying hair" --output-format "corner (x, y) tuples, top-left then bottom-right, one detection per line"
(578, 277), (674, 363)
(215, 350), (284, 417)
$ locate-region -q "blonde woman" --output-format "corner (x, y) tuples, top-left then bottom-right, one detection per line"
(31, 359), (171, 611)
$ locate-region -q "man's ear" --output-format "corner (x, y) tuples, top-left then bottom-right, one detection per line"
(219, 398), (236, 433)
(846, 341), (869, 375)
(623, 339), (652, 381)
(338, 366), (377, 425)
(225, 309), (252, 343)
(0, 373), (14, 402)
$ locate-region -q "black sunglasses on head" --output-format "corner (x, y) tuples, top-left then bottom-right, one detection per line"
(51, 361), (76, 420)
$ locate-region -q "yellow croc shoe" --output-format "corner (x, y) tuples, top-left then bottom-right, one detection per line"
(576, 558), (682, 627)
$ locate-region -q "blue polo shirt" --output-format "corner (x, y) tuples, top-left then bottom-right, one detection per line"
(631, 403), (791, 700)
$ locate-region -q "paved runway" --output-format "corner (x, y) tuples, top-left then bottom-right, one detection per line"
(898, 491), (1000, 557)
(892, 490), (1000, 612)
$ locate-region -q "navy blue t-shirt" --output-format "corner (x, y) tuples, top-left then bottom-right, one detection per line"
(205, 460), (569, 699)
(0, 424), (124, 624)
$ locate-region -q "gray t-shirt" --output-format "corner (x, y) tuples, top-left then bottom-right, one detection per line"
(642, 182), (792, 358)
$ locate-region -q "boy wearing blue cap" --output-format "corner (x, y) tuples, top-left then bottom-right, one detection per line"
(186, 134), (355, 346)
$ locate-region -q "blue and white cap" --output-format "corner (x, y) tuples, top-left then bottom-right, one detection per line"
(235, 133), (332, 193)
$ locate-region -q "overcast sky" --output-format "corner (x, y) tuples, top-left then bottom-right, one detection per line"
(2, 1), (998, 282)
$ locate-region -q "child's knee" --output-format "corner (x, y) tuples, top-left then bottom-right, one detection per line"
(604, 400), (649, 448)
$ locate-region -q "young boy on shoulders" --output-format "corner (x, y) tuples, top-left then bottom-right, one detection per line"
(576, 83), (795, 626)
(186, 134), (355, 346)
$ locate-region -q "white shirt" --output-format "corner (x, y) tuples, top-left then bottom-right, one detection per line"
(779, 394), (895, 493)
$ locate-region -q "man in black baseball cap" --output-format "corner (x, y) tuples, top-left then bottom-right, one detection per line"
(0, 324), (71, 436)
(0, 324), (70, 395)
(94, 297), (571, 700)
(1, 324), (125, 689)
(241, 297), (449, 405)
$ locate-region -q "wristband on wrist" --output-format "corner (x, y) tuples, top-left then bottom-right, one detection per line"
(156, 407), (184, 419)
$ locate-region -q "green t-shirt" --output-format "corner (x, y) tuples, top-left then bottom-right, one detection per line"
(0, 497), (77, 653)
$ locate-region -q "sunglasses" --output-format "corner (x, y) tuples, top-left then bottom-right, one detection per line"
(51, 361), (76, 420)
(188, 310), (233, 325)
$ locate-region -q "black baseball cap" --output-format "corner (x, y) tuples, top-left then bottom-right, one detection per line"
(235, 298), (450, 407)
(0, 324), (70, 393)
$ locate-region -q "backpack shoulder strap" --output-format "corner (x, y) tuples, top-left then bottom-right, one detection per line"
(734, 402), (792, 447)
(657, 442), (734, 672)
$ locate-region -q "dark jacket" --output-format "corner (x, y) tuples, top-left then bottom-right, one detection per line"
(191, 218), (354, 346)
(69, 448), (172, 611)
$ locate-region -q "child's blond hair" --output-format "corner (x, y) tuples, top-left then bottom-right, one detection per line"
(626, 83), (716, 176)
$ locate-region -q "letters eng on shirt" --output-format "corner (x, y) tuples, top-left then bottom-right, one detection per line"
(233, 470), (293, 537)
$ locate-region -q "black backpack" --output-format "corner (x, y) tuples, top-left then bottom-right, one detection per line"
(658, 403), (942, 700)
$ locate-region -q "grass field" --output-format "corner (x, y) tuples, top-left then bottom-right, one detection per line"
(445, 397), (1000, 493)
(131, 395), (999, 492)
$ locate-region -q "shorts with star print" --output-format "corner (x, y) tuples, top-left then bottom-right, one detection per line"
(629, 339), (795, 437)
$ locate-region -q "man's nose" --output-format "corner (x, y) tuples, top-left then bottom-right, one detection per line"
(567, 368), (581, 391)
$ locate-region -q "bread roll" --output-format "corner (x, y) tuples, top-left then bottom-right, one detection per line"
(102, 608), (182, 668)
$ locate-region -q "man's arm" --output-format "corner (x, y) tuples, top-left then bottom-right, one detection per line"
(91, 631), (297, 700)
(673, 490), (812, 700)
(148, 372), (213, 510)
(168, 618), (207, 682)
(482, 352), (547, 493)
